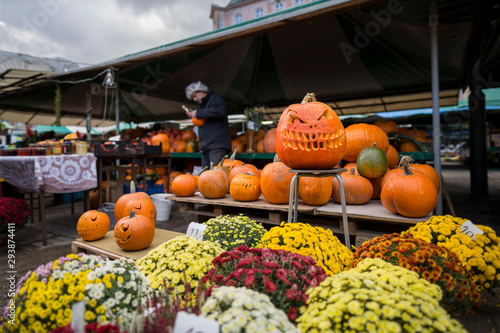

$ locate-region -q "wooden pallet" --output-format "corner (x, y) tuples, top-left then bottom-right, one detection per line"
(169, 193), (430, 241)
(171, 193), (315, 226)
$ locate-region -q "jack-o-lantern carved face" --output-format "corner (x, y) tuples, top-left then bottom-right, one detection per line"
(77, 210), (110, 241)
(114, 211), (155, 251)
(276, 93), (346, 169)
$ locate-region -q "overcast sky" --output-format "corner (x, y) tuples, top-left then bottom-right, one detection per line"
(0, 0), (231, 67)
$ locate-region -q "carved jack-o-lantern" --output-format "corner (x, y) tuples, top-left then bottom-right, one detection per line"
(114, 210), (155, 251)
(77, 209), (110, 241)
(276, 93), (346, 170)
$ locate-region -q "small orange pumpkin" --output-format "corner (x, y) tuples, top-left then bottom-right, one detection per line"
(373, 119), (398, 134)
(114, 210), (155, 251)
(260, 155), (295, 204)
(191, 117), (206, 127)
(171, 173), (198, 197)
(77, 209), (110, 241)
(219, 148), (244, 171)
(298, 176), (333, 206)
(332, 168), (373, 205)
(198, 162), (229, 199)
(380, 157), (437, 218)
(152, 133), (170, 154)
(230, 172), (261, 201)
(229, 163), (260, 184)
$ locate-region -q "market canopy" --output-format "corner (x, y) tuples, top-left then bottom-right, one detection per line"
(0, 0), (499, 126)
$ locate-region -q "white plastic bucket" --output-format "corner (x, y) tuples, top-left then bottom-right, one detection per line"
(102, 202), (116, 230)
(150, 193), (174, 222)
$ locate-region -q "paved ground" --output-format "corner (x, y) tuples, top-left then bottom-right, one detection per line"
(1, 161), (499, 331)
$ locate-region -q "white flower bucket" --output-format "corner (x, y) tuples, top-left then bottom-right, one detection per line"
(150, 193), (174, 222)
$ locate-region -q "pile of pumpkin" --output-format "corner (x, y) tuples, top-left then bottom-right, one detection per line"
(373, 119), (432, 153)
(170, 93), (440, 219)
(78, 181), (158, 251)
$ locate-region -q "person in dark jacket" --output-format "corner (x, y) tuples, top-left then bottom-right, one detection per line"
(185, 81), (232, 169)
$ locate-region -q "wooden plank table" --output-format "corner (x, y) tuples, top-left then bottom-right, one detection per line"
(72, 229), (183, 261)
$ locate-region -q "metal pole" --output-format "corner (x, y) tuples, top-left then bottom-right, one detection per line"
(86, 92), (93, 142)
(469, 59), (488, 198)
(115, 73), (120, 134)
(430, 0), (443, 214)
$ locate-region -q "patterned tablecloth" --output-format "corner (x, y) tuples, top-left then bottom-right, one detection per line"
(0, 154), (97, 193)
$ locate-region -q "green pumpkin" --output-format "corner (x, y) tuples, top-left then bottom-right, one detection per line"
(356, 143), (388, 179)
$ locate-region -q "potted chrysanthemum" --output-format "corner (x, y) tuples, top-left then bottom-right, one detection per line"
(0, 197), (31, 244)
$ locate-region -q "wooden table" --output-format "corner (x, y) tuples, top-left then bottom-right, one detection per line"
(72, 228), (183, 261)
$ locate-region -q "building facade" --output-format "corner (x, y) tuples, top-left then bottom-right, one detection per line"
(210, 0), (318, 30)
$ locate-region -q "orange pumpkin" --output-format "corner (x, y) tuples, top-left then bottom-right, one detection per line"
(380, 165), (425, 190)
(298, 176), (333, 206)
(380, 158), (437, 218)
(276, 93), (346, 169)
(263, 128), (277, 153)
(114, 210), (155, 251)
(77, 209), (110, 241)
(344, 123), (390, 162)
(256, 140), (265, 153)
(182, 129), (197, 141)
(231, 139), (245, 153)
(385, 145), (399, 169)
(373, 119), (398, 134)
(399, 141), (419, 152)
(410, 163), (440, 192)
(191, 117), (206, 127)
(260, 155), (295, 204)
(171, 173), (198, 197)
(114, 181), (157, 222)
(152, 133), (170, 154)
(332, 168), (373, 205)
(369, 176), (384, 200)
(198, 162), (229, 199)
(229, 163), (260, 184)
(155, 167), (168, 176)
(219, 148), (244, 172)
(230, 172), (261, 201)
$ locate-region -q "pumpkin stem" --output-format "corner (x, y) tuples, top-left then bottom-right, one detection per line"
(198, 166), (209, 175)
(372, 142), (377, 148)
(210, 162), (214, 170)
(301, 93), (317, 104)
(398, 155), (414, 167)
(399, 156), (414, 176)
(229, 147), (238, 161)
(273, 154), (281, 163)
(130, 181), (136, 194)
(129, 210), (136, 218)
(349, 168), (356, 175)
(219, 155), (227, 166)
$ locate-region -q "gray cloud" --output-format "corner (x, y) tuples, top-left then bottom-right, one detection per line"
(0, 0), (230, 66)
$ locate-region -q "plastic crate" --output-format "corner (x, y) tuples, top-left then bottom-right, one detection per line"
(123, 181), (164, 195)
(91, 140), (162, 156)
(54, 191), (84, 204)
